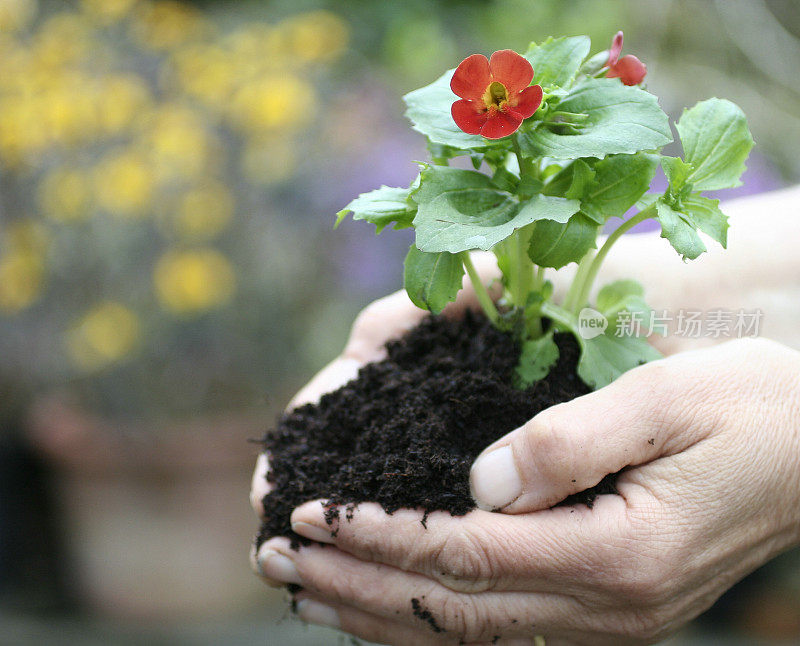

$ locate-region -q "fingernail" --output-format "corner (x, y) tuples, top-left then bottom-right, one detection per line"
(258, 547), (302, 585)
(470, 445), (522, 510)
(297, 599), (340, 629)
(292, 521), (335, 544)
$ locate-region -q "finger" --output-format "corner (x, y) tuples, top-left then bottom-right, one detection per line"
(469, 357), (710, 513)
(257, 538), (614, 640)
(294, 593), (450, 646)
(287, 356), (363, 409)
(297, 593), (615, 646)
(249, 541), (290, 588)
(289, 497), (628, 594)
(250, 453), (273, 519)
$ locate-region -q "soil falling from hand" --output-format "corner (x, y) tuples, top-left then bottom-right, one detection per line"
(256, 312), (614, 549)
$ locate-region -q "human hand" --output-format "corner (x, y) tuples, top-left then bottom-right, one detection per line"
(256, 337), (800, 645)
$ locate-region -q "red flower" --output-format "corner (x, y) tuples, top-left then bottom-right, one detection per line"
(450, 49), (543, 140)
(605, 31), (647, 86)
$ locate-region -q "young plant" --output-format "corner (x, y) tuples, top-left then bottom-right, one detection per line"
(337, 32), (753, 390)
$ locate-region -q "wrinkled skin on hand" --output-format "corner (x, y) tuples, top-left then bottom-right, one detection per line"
(250, 190), (800, 645)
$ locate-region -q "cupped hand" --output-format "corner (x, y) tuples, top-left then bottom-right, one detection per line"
(255, 337), (800, 645)
(249, 188), (800, 644)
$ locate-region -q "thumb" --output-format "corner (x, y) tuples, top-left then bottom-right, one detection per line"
(469, 361), (703, 513)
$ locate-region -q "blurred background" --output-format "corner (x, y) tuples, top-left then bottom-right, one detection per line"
(0, 0), (797, 644)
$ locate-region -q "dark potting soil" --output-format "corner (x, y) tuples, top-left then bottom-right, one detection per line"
(255, 311), (617, 549)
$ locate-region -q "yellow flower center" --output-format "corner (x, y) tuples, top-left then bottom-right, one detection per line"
(483, 81), (509, 109)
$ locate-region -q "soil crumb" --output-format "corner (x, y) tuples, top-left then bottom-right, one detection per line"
(411, 597), (444, 633)
(256, 312), (612, 549)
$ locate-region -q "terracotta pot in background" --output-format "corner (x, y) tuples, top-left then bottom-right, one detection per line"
(24, 396), (269, 620)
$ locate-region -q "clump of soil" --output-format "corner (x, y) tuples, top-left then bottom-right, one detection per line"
(256, 311), (615, 549)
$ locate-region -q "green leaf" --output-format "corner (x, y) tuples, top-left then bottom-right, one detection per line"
(412, 165), (495, 204)
(635, 192), (658, 211)
(515, 333), (560, 387)
(683, 195), (728, 248)
(404, 71), (503, 151)
(492, 167), (519, 193)
(336, 185), (417, 233)
(539, 301), (660, 389)
(676, 98), (753, 191)
(414, 191), (579, 253)
(518, 79), (672, 159)
(660, 156), (694, 190)
(403, 245), (464, 314)
(523, 36), (591, 89)
(595, 279), (650, 328)
(517, 194), (580, 224)
(543, 160), (595, 200)
(412, 166), (579, 252)
(655, 201), (706, 260)
(596, 279), (645, 313)
(428, 141), (463, 164)
(582, 153), (659, 222)
(527, 212), (598, 269)
(578, 333), (661, 390)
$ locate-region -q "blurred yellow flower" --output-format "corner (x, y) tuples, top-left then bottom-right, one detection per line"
(38, 168), (92, 222)
(34, 12), (93, 68)
(171, 44), (236, 110)
(0, 249), (45, 313)
(284, 11), (349, 63)
(226, 24), (280, 67)
(131, 0), (210, 51)
(137, 104), (212, 182)
(0, 98), (49, 165)
(42, 73), (100, 145)
(154, 248), (235, 314)
(80, 0), (138, 24)
(0, 0), (37, 32)
(172, 183), (234, 240)
(98, 75), (152, 134)
(229, 74), (316, 134)
(93, 152), (154, 218)
(65, 301), (140, 371)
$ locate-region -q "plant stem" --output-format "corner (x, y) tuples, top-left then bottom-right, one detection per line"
(511, 135), (527, 177)
(572, 206), (655, 311)
(514, 229), (532, 308)
(461, 252), (499, 324)
(563, 250), (595, 312)
(533, 265), (545, 290)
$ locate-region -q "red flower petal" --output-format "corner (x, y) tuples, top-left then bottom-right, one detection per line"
(607, 55), (647, 85)
(451, 99), (488, 135)
(488, 49), (533, 94)
(451, 54), (491, 101)
(480, 108), (523, 139)
(608, 31), (624, 67)
(513, 84), (543, 119)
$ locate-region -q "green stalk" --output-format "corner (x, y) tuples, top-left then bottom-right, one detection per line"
(532, 265), (545, 291)
(514, 228), (534, 308)
(511, 135), (525, 175)
(572, 205), (655, 311)
(563, 250), (596, 313)
(461, 252), (499, 325)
